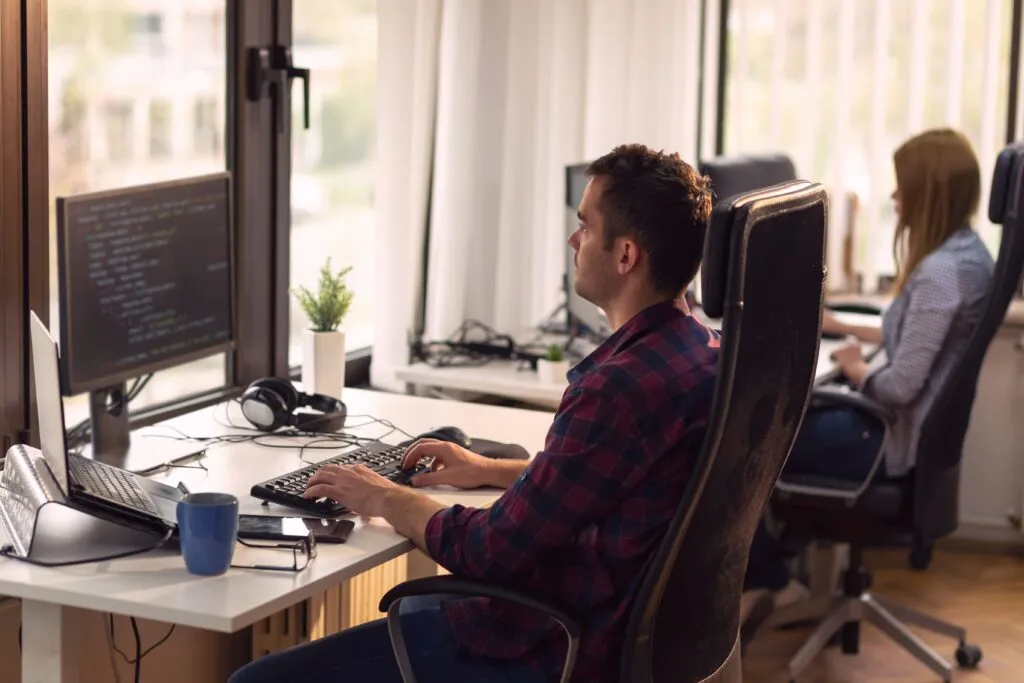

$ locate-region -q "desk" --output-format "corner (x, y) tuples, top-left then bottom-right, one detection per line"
(0, 389), (553, 683)
(398, 316), (882, 409)
(396, 361), (567, 408)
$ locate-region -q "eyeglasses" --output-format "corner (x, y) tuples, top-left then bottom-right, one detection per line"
(231, 533), (318, 573)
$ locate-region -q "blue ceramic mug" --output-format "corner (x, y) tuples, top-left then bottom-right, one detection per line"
(176, 492), (238, 576)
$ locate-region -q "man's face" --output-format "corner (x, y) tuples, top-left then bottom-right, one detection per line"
(568, 177), (618, 307)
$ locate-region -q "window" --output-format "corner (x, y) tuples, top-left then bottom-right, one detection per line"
(289, 0), (378, 367)
(149, 100), (172, 160)
(193, 97), (221, 157)
(48, 0), (228, 426)
(103, 101), (134, 163)
(722, 0), (1012, 293)
(128, 12), (164, 56)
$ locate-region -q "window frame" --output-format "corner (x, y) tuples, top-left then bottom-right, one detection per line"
(5, 0), (391, 450)
(4, 0), (369, 450)
(0, 0), (28, 451)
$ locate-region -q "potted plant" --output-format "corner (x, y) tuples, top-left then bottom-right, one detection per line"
(293, 258), (353, 399)
(536, 343), (570, 385)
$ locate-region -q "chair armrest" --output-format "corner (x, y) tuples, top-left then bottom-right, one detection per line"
(378, 576), (581, 683)
(379, 575), (581, 636)
(775, 387), (892, 506)
(810, 385), (895, 425)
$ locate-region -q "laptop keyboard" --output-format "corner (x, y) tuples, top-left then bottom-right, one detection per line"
(69, 455), (159, 516)
(250, 442), (429, 516)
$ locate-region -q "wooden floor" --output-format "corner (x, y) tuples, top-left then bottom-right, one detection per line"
(743, 549), (1024, 683)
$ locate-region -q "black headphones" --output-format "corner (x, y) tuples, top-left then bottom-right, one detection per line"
(239, 377), (347, 433)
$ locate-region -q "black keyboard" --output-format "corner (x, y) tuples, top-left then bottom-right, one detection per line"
(250, 442), (429, 516)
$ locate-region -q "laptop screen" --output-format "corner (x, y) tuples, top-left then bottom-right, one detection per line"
(29, 311), (71, 496)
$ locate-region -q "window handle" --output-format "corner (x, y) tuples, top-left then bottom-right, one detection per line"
(245, 46), (311, 132)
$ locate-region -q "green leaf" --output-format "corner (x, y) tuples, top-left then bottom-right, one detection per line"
(291, 257), (354, 332)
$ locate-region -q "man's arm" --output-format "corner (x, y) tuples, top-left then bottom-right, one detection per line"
(376, 459), (527, 551)
(378, 487), (446, 553)
(482, 459), (529, 488)
(303, 447), (532, 553)
(423, 387), (659, 581)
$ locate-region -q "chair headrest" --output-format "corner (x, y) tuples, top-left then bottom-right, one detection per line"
(699, 153), (798, 206)
(988, 142), (1024, 224)
(701, 180), (824, 318)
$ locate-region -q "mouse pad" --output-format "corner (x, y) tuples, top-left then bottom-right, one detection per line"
(396, 436), (531, 460)
(468, 438), (531, 461)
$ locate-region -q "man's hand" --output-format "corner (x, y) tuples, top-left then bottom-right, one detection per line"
(303, 462), (445, 552)
(403, 439), (493, 488)
(403, 439), (528, 489)
(303, 463), (398, 518)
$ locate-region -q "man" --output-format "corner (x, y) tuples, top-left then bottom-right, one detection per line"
(229, 144), (720, 683)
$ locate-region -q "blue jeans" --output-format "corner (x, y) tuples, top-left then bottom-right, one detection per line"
(744, 406), (887, 591)
(227, 595), (547, 683)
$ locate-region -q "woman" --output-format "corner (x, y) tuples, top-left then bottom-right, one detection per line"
(743, 128), (996, 608)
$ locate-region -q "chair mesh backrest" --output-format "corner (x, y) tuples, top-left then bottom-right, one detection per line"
(699, 153), (798, 207)
(913, 142), (1024, 540)
(620, 181), (828, 682)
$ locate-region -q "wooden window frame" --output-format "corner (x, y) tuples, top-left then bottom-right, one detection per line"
(1, 0), (371, 449)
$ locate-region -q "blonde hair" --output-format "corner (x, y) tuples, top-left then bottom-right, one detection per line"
(891, 128), (981, 293)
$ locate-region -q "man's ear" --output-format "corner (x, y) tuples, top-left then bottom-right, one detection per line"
(616, 238), (642, 276)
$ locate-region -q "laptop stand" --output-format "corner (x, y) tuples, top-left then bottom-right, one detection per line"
(0, 444), (167, 566)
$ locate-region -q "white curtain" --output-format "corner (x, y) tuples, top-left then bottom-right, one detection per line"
(369, 0), (442, 391)
(371, 0), (705, 390)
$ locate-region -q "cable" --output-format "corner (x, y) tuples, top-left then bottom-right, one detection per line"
(412, 319), (544, 368)
(65, 373), (155, 451)
(108, 614), (175, 682)
(131, 617), (142, 683)
(136, 401), (418, 467)
(0, 526), (174, 567)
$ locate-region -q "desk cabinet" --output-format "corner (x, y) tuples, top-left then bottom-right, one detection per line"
(958, 323), (1024, 544)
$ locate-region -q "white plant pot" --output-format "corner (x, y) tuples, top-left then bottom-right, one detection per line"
(302, 329), (346, 399)
(536, 358), (570, 385)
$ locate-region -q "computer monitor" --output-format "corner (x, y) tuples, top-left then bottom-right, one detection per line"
(55, 172), (234, 473)
(564, 162), (612, 340)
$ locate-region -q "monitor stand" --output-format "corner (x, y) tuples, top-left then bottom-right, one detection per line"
(81, 382), (205, 474)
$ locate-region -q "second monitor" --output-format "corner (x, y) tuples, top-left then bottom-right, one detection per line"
(56, 172), (234, 473)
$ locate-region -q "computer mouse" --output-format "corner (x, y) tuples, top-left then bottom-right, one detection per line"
(412, 426), (472, 450)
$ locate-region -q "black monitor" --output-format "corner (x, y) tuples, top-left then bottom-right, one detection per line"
(55, 172), (234, 473)
(563, 162), (612, 340)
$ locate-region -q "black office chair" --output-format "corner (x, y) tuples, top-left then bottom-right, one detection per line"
(764, 141), (1024, 682)
(699, 153), (798, 207)
(377, 180), (830, 683)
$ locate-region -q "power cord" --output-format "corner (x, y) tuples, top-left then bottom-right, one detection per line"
(410, 319), (543, 368)
(138, 400), (417, 467)
(66, 373), (154, 450)
(108, 613), (175, 683)
(0, 526), (174, 567)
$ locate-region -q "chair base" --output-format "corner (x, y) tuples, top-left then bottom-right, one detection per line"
(769, 591), (981, 683)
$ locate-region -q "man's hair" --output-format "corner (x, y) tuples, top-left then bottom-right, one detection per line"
(586, 144), (712, 297)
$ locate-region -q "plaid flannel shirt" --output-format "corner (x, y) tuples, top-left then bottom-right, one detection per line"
(424, 300), (720, 682)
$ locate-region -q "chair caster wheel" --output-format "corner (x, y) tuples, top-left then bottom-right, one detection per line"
(956, 643), (982, 668)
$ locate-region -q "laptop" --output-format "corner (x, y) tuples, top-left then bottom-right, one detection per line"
(29, 310), (183, 533)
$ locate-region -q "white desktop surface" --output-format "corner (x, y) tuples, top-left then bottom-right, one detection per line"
(396, 361), (568, 407)
(398, 310), (883, 406)
(2, 389), (554, 682)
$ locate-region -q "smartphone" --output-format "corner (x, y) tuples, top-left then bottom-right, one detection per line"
(237, 514), (311, 542)
(303, 517), (355, 544)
